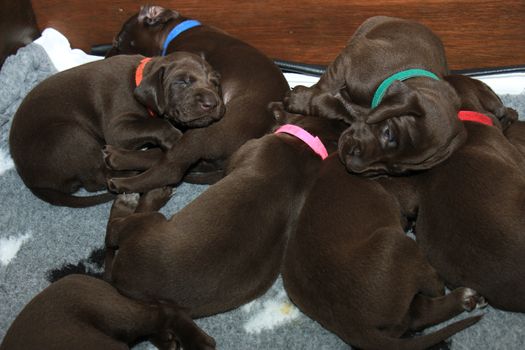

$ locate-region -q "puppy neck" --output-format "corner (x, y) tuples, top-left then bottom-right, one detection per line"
(161, 19), (202, 55)
(274, 124), (329, 159)
(458, 110), (494, 126)
(134, 57), (156, 118)
(371, 69), (440, 108)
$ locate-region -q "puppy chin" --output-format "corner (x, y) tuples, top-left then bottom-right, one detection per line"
(341, 155), (407, 177)
(344, 164), (390, 177)
(176, 113), (223, 128)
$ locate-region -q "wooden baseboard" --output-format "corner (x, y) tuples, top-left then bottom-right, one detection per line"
(5, 0), (525, 70)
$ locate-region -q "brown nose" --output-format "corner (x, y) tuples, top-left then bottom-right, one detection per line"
(197, 94), (217, 111)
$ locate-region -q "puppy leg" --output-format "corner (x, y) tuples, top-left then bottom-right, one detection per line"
(151, 302), (216, 350)
(104, 193), (140, 280)
(103, 145), (164, 171)
(104, 188), (171, 281)
(408, 287), (486, 331)
(135, 186), (173, 213)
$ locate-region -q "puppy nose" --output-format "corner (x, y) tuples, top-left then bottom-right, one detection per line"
(348, 144), (361, 157)
(197, 94), (217, 111)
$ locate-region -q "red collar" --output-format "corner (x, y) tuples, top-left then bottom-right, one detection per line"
(458, 110), (493, 126)
(135, 57), (156, 118)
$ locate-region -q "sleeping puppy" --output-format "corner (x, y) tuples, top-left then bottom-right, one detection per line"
(282, 154), (485, 350)
(284, 16), (466, 176)
(379, 76), (525, 312)
(443, 74), (525, 157)
(444, 74), (518, 129)
(9, 52), (223, 207)
(104, 4), (289, 193)
(0, 274), (215, 350)
(103, 104), (347, 329)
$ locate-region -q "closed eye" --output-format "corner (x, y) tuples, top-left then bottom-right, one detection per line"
(173, 75), (194, 87)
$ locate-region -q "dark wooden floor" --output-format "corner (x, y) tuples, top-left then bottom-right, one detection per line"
(6, 0), (525, 70)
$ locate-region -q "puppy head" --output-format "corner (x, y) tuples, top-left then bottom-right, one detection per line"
(445, 74), (518, 130)
(106, 5), (180, 57)
(338, 79), (467, 176)
(134, 52), (225, 128)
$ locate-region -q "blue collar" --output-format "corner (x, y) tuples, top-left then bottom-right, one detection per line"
(161, 19), (202, 56)
(371, 69), (440, 109)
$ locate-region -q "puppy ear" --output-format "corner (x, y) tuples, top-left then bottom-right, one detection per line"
(134, 64), (167, 115)
(138, 5), (179, 26)
(268, 102), (287, 123)
(367, 81), (423, 124)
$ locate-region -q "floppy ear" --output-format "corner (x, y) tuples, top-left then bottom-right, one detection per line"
(477, 82), (519, 130)
(134, 64), (167, 115)
(367, 80), (423, 124)
(268, 102), (289, 124)
(138, 5), (179, 26)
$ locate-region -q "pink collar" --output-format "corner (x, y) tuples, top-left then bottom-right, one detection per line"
(458, 110), (493, 126)
(274, 124), (328, 160)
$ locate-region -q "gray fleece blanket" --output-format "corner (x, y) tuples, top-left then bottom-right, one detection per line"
(1, 42), (525, 349)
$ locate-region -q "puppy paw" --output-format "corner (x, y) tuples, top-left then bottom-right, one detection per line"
(140, 186), (173, 211)
(107, 178), (131, 194)
(115, 193), (140, 209)
(154, 330), (216, 350)
(461, 288), (488, 311)
(102, 145), (120, 170)
(283, 85), (314, 114)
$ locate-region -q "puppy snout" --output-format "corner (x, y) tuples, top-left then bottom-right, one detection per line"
(338, 124), (376, 173)
(196, 93), (218, 112)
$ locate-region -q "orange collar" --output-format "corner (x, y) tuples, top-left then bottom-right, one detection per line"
(135, 57), (155, 117)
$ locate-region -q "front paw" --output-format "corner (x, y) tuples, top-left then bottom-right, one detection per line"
(461, 288), (488, 311)
(283, 85), (315, 114)
(140, 186), (173, 210)
(102, 145), (120, 170)
(107, 177), (135, 194)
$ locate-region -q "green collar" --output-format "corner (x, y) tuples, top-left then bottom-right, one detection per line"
(371, 69), (440, 109)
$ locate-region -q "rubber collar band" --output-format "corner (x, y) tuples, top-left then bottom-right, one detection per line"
(371, 69), (440, 109)
(135, 57), (156, 118)
(274, 124), (329, 160)
(161, 19), (202, 56)
(458, 110), (494, 126)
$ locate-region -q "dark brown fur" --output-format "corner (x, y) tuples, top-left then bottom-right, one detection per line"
(104, 4), (290, 193)
(0, 274), (215, 350)
(282, 155), (484, 350)
(9, 52), (223, 207)
(380, 75), (525, 312)
(284, 16), (466, 176)
(103, 104), (347, 326)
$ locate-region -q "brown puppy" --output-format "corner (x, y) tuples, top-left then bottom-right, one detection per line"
(104, 4), (289, 193)
(444, 74), (518, 129)
(9, 52), (223, 207)
(391, 75), (525, 312)
(282, 155), (484, 350)
(284, 16), (466, 176)
(0, 274), (215, 350)
(443, 74), (525, 158)
(103, 104), (347, 326)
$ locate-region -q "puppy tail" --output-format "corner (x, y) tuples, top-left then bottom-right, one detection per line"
(361, 314), (482, 350)
(30, 188), (115, 208)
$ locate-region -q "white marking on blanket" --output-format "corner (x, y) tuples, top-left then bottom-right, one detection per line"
(0, 233), (32, 266)
(0, 149), (14, 175)
(242, 290), (300, 333)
